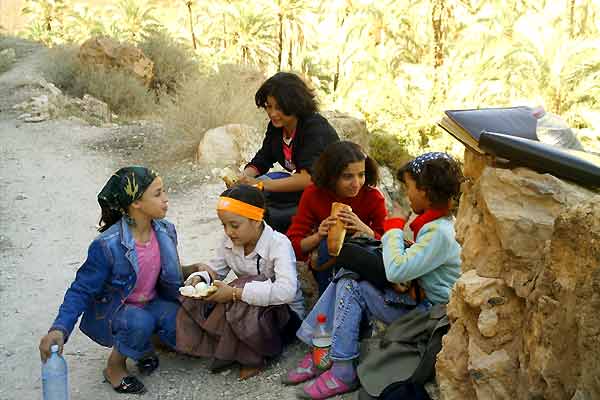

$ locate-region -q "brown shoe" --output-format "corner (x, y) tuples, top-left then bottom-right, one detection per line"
(239, 365), (262, 380)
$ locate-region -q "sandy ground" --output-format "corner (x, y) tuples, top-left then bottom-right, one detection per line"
(0, 40), (353, 400)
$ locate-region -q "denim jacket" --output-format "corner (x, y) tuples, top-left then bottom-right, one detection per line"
(50, 218), (183, 347)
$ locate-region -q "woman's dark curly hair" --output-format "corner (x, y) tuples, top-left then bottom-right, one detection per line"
(255, 72), (318, 119)
(397, 153), (463, 207)
(312, 141), (379, 190)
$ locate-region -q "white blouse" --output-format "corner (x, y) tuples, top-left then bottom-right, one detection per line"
(208, 223), (305, 318)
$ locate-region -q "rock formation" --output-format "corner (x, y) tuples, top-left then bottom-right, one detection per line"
(79, 36), (154, 86)
(436, 150), (600, 400)
(195, 113), (370, 170)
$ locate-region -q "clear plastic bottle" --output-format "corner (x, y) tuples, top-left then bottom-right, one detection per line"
(533, 106), (584, 150)
(42, 344), (70, 400)
(312, 313), (332, 371)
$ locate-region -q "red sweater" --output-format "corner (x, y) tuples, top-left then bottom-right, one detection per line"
(286, 184), (387, 260)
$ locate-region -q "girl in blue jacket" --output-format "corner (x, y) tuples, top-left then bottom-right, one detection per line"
(38, 166), (187, 394)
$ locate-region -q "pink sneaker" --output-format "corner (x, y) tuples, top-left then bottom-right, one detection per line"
(282, 353), (321, 385)
(297, 370), (359, 399)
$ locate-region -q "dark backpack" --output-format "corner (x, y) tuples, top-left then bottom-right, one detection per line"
(356, 304), (449, 400)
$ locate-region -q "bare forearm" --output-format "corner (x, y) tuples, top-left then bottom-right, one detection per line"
(263, 172), (311, 192)
(300, 232), (322, 253)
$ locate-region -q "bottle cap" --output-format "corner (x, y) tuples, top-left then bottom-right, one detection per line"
(50, 344), (59, 353)
(532, 106), (545, 119)
(317, 313), (327, 324)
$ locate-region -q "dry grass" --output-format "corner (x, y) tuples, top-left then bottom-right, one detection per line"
(43, 44), (156, 117)
(163, 63), (268, 160)
(138, 30), (199, 96)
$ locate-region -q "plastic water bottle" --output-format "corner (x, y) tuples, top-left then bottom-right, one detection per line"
(42, 345), (70, 400)
(533, 106), (584, 150)
(312, 313), (332, 371)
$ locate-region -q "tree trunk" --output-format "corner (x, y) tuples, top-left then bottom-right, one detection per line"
(569, 0), (576, 38)
(288, 34), (293, 70)
(432, 0), (445, 68)
(278, 12), (284, 70)
(223, 15), (227, 49)
(333, 53), (340, 95)
(186, 2), (197, 49)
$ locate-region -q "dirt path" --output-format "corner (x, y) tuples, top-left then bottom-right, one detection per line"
(0, 40), (338, 400)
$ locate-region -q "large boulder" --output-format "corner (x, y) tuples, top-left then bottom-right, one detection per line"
(436, 150), (600, 400)
(195, 112), (369, 171)
(322, 110), (370, 151)
(195, 124), (261, 169)
(79, 36), (154, 86)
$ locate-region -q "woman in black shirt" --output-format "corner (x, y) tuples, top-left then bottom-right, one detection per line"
(238, 72), (339, 232)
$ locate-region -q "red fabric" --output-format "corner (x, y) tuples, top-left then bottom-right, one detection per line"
(409, 208), (449, 238)
(286, 184), (387, 260)
(383, 217), (406, 232)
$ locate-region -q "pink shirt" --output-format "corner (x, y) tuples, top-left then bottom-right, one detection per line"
(127, 229), (161, 307)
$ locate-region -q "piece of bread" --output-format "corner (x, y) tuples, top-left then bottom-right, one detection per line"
(327, 202), (351, 256)
(222, 175), (236, 188)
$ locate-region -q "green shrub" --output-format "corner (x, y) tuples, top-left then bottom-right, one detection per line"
(369, 131), (413, 173)
(138, 30), (199, 96)
(0, 35), (20, 73)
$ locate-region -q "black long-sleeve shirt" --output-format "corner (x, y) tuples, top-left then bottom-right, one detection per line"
(246, 113), (339, 175)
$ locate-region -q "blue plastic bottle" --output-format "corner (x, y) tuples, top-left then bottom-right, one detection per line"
(42, 344), (70, 400)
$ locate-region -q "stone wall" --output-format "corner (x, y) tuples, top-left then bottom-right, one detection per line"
(437, 150), (600, 400)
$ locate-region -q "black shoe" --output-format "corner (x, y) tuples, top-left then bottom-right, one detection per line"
(103, 369), (146, 394)
(208, 358), (235, 373)
(137, 354), (159, 376)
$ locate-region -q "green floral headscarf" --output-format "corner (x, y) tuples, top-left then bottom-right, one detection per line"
(97, 166), (158, 213)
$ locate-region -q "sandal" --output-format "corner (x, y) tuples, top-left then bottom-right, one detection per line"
(137, 354), (159, 376)
(282, 353), (321, 385)
(297, 370), (359, 399)
(102, 369), (146, 394)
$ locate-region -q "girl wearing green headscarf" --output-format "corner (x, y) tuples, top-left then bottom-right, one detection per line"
(38, 167), (190, 394)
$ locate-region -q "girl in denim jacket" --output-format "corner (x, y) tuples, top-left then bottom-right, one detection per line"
(284, 153), (464, 399)
(38, 166), (189, 394)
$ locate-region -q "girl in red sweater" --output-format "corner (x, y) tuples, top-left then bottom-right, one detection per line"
(286, 141), (387, 295)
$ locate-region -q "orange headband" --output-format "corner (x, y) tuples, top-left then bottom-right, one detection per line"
(217, 196), (265, 221)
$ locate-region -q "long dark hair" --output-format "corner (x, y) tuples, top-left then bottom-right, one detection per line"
(312, 141), (379, 190)
(99, 208), (124, 233)
(255, 72), (318, 119)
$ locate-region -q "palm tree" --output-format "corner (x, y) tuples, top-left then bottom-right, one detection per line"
(184, 1), (198, 49)
(21, 0), (68, 45)
(107, 0), (160, 43)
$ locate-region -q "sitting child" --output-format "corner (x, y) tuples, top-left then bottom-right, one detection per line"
(176, 184), (304, 380)
(283, 152), (463, 399)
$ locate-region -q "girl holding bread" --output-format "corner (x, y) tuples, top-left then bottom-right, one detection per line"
(176, 184), (304, 380)
(284, 152), (464, 399)
(286, 140), (387, 295)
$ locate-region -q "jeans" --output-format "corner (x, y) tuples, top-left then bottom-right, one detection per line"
(259, 172), (301, 233)
(297, 275), (431, 361)
(312, 239), (337, 296)
(112, 296), (179, 360)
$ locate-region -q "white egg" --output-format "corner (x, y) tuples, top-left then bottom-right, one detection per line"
(179, 286), (196, 297)
(194, 282), (209, 296)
